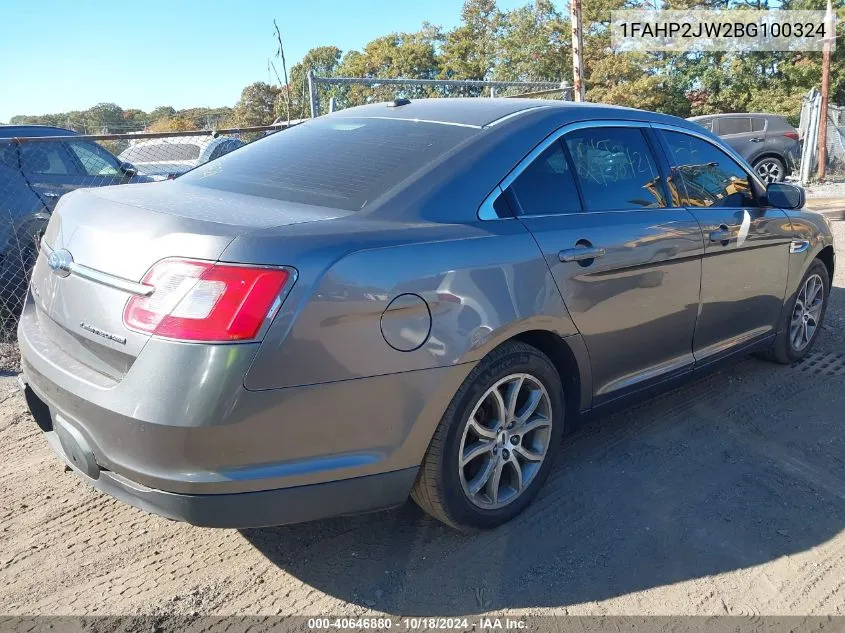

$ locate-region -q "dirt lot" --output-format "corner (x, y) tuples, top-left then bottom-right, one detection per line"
(2, 219), (845, 619)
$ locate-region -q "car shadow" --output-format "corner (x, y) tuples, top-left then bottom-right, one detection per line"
(242, 287), (845, 615)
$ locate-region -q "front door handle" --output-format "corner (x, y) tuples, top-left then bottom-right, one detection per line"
(559, 246), (607, 262)
(709, 225), (732, 244)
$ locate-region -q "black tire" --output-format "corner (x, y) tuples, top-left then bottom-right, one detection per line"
(766, 258), (830, 364)
(411, 341), (565, 531)
(753, 156), (786, 183)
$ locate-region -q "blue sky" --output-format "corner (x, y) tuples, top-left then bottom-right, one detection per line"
(0, 0), (532, 122)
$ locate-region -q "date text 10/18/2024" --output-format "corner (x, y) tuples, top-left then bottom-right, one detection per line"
(307, 617), (528, 630)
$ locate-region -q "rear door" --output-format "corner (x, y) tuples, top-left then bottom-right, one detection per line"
(508, 122), (704, 405)
(18, 141), (84, 211)
(656, 127), (791, 364)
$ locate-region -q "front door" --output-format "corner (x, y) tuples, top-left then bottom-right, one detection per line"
(506, 123), (704, 405)
(657, 128), (792, 364)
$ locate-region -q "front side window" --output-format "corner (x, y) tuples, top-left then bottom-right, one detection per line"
(68, 141), (120, 176)
(662, 130), (757, 208)
(564, 127), (665, 211)
(507, 141), (581, 216)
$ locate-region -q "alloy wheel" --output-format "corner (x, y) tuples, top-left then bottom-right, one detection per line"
(458, 373), (553, 510)
(790, 273), (825, 352)
(755, 159), (782, 183)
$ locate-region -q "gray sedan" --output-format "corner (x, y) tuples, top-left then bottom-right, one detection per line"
(19, 99), (835, 531)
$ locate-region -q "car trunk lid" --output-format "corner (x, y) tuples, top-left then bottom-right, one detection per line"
(30, 182), (349, 380)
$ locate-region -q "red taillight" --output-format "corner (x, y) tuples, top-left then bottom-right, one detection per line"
(123, 258), (291, 342)
(783, 131), (800, 140)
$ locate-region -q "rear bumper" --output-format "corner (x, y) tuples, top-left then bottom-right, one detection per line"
(22, 377), (417, 528)
(18, 296), (466, 497)
(45, 425), (416, 528)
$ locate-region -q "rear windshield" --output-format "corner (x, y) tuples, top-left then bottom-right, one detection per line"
(122, 143), (200, 162)
(179, 117), (477, 210)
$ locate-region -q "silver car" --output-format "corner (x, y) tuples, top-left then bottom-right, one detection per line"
(19, 99), (835, 531)
(118, 135), (245, 179)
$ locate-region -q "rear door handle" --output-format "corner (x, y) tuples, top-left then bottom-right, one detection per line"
(42, 191), (60, 198)
(750, 137), (764, 143)
(559, 247), (607, 262)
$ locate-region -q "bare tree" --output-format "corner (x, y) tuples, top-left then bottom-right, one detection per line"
(273, 19), (292, 125)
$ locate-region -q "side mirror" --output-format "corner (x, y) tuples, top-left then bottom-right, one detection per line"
(120, 162), (138, 178)
(766, 182), (804, 210)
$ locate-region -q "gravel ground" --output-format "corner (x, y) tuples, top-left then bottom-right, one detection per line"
(1, 220), (845, 619)
(806, 180), (845, 199)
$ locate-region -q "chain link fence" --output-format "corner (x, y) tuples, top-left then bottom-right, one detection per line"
(798, 88), (845, 183)
(305, 72), (573, 117)
(0, 124), (293, 343)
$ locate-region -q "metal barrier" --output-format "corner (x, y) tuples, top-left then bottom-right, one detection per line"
(0, 124), (291, 342)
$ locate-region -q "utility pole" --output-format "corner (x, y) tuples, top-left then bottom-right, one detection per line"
(817, 0), (834, 182)
(570, 0), (586, 102)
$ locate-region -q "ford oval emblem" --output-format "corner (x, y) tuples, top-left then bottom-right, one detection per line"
(47, 249), (73, 278)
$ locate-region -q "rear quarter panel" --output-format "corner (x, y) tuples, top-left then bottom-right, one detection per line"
(234, 218), (579, 391)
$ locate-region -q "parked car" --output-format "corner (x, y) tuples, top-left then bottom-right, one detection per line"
(0, 125), (152, 319)
(19, 99), (834, 531)
(118, 135), (244, 178)
(687, 113), (801, 184)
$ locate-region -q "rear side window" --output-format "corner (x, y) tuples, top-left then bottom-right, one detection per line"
(718, 117), (751, 135)
(661, 130), (757, 208)
(695, 119), (713, 132)
(19, 142), (74, 175)
(180, 118), (477, 211)
(564, 127), (665, 211)
(209, 139), (243, 161)
(751, 118), (766, 133)
(508, 142), (581, 216)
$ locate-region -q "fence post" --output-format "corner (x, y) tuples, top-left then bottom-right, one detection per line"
(800, 89), (821, 185)
(307, 69), (319, 118)
(329, 97), (337, 113)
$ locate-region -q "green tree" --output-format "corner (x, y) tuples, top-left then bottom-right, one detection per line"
(337, 31), (443, 105)
(495, 0), (571, 84)
(233, 82), (282, 126)
(85, 103), (125, 132)
(441, 0), (502, 82)
(286, 46), (343, 118)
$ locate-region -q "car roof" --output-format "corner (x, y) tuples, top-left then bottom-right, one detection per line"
(0, 125), (79, 138)
(332, 98), (696, 130)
